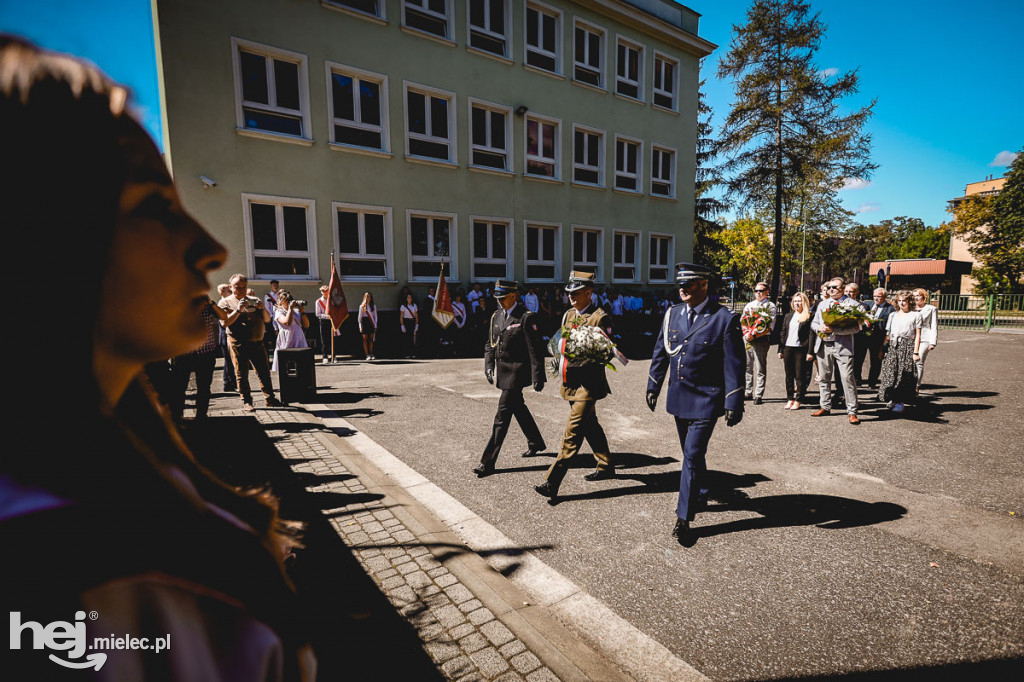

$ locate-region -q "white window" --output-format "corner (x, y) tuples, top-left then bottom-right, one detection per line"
(651, 145), (675, 197)
(525, 114), (560, 179)
(324, 0), (385, 20)
(333, 203), (392, 280)
(404, 83), (456, 163)
(403, 0), (453, 40)
(231, 38), (311, 141)
(472, 217), (512, 279)
(469, 99), (511, 171)
(327, 63), (389, 152)
(612, 230), (639, 282)
(242, 194), (317, 279)
(653, 52), (678, 110)
(525, 1), (561, 74)
(573, 20), (604, 88)
(614, 135), (642, 192)
(615, 37), (643, 100)
(525, 222), (559, 281)
(468, 0), (510, 58)
(572, 226), (602, 278)
(649, 233), (673, 282)
(573, 125), (604, 186)
(408, 210), (457, 280)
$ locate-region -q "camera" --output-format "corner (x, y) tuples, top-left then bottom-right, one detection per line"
(293, 300), (307, 308)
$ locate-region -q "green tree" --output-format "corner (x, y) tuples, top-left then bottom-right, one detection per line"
(717, 0), (876, 299)
(715, 216), (773, 286)
(694, 74), (726, 266)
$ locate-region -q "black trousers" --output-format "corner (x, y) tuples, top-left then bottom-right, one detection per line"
(867, 336), (885, 386)
(169, 353), (217, 419)
(480, 387), (545, 466)
(782, 347), (809, 401)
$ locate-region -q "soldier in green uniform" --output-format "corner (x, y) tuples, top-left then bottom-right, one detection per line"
(535, 271), (615, 501)
(473, 280), (547, 477)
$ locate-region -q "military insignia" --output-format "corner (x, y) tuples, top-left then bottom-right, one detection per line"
(510, 323), (521, 329)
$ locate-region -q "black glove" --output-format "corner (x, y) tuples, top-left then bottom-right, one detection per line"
(725, 409), (743, 427)
(484, 369), (494, 385)
(646, 391), (658, 412)
(533, 382), (544, 393)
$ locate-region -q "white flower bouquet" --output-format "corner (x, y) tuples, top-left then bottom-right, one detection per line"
(547, 321), (626, 380)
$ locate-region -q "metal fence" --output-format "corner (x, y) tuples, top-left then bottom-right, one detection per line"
(935, 294), (1024, 331)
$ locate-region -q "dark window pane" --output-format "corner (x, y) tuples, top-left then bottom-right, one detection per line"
(651, 267), (668, 281)
(526, 119), (538, 155)
(527, 51), (556, 73)
(588, 34), (600, 66)
(255, 256), (309, 277)
(273, 59), (300, 111)
(490, 0), (504, 33)
(575, 168), (599, 184)
(429, 0), (446, 13)
(409, 138), (449, 159)
(617, 176), (637, 191)
(614, 234), (622, 256)
(406, 7), (447, 37)
(527, 264), (555, 280)
(575, 66), (600, 87)
(654, 62), (663, 90)
(541, 123), (554, 158)
(337, 0), (378, 15)
(627, 144), (637, 172)
(335, 125), (382, 149)
(472, 106), (486, 146)
(243, 108), (302, 136)
(251, 203), (277, 250)
(616, 141), (624, 171)
(527, 228), (539, 260)
(586, 234), (597, 262)
(492, 225), (506, 259)
(542, 227), (554, 259)
(617, 44), (625, 76)
(617, 81), (639, 99)
(470, 0), (485, 27)
(588, 134), (598, 162)
(654, 92), (673, 109)
(433, 220), (450, 256)
(663, 60), (674, 88)
(338, 211), (360, 253)
(474, 222), (488, 258)
(412, 260), (448, 278)
(652, 182), (671, 196)
(472, 150), (506, 169)
(364, 214), (385, 255)
(527, 9), (538, 46)
(470, 31), (506, 56)
(574, 130), (584, 163)
(527, 159), (554, 176)
(283, 206), (307, 250)
(476, 262), (506, 278)
(407, 91), (426, 134)
(340, 259), (387, 277)
(573, 231), (583, 261)
(575, 28), (585, 63)
(662, 152), (672, 179)
(411, 217), (429, 255)
(430, 97), (448, 138)
(332, 74), (355, 121)
(542, 14), (556, 52)
(613, 266), (634, 280)
(625, 236), (635, 262)
(660, 239), (669, 261)
(360, 80), (380, 125)
(490, 111), (505, 149)
(240, 51), (268, 104)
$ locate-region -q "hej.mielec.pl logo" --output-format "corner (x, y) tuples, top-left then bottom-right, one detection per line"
(10, 610), (171, 670)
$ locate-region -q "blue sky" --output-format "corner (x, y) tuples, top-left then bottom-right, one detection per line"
(2, 0), (1020, 229)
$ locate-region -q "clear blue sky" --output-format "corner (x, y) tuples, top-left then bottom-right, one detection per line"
(2, 0), (1020, 229)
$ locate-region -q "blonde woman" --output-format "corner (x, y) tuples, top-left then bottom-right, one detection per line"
(912, 288), (938, 390)
(877, 291), (922, 413)
(777, 292), (815, 409)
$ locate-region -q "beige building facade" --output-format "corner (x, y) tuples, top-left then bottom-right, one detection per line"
(948, 176), (1006, 294)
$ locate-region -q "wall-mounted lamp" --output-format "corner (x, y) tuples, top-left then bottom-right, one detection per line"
(514, 105), (529, 117)
(200, 175), (217, 189)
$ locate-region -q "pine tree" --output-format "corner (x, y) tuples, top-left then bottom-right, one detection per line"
(717, 0), (876, 300)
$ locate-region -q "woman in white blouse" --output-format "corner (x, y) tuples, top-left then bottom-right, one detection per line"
(358, 292), (378, 360)
(399, 293), (419, 358)
(912, 288), (938, 390)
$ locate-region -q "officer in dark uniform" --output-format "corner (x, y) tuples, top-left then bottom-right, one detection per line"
(647, 263), (745, 546)
(473, 279), (547, 477)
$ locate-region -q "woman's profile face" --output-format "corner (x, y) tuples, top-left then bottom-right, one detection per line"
(95, 121), (225, 364)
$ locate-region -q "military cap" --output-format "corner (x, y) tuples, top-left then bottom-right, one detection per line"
(493, 279), (519, 298)
(675, 262), (715, 285)
(564, 270), (597, 293)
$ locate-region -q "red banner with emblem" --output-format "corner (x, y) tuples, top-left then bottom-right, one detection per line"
(327, 255), (348, 331)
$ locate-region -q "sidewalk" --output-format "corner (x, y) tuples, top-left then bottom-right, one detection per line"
(187, 391), (657, 682)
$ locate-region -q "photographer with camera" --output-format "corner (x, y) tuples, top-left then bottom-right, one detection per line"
(218, 273), (280, 411)
(271, 290), (309, 371)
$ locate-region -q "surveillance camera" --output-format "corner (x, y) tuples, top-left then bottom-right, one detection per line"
(200, 175), (217, 189)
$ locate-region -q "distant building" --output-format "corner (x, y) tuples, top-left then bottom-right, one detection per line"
(948, 175), (1006, 294)
(152, 0), (715, 306)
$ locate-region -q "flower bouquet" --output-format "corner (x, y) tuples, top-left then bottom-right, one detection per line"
(740, 304), (774, 348)
(547, 321), (627, 382)
(819, 300), (878, 339)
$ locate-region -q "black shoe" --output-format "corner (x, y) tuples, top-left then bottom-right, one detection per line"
(752, 397), (763, 405)
(583, 469), (616, 481)
(521, 446), (545, 457)
(672, 519), (697, 547)
(534, 481), (559, 499)
(265, 397), (282, 408)
(473, 463), (494, 477)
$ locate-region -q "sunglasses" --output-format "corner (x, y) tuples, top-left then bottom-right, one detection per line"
(827, 285), (840, 290)
(754, 288), (768, 293)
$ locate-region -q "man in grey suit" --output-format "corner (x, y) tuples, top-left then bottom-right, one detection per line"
(811, 278), (860, 424)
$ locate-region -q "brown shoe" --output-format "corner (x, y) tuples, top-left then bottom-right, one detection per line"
(811, 408), (830, 417)
(848, 414), (860, 425)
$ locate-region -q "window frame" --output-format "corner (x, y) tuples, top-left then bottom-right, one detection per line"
(571, 225), (604, 281)
(402, 0), (455, 42)
(524, 0), (563, 76)
(403, 81), (458, 166)
(332, 201), (394, 282)
(407, 209), (459, 282)
(652, 51), (679, 111)
(468, 98), (513, 173)
(470, 215), (514, 281)
(524, 112), (561, 181)
(523, 221), (561, 283)
(650, 143), (677, 198)
(326, 62), (390, 156)
(614, 134), (643, 193)
(614, 35), (644, 102)
(467, 0), (512, 61)
(648, 232), (674, 283)
(231, 37), (312, 144)
(321, 0), (387, 23)
(612, 229), (641, 283)
(572, 124), (605, 188)
(241, 193), (319, 281)
(572, 19), (606, 90)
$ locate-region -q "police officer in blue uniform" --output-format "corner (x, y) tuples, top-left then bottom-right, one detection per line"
(646, 263), (745, 546)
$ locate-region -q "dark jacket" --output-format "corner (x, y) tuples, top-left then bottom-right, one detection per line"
(777, 312), (815, 356)
(484, 302), (546, 389)
(868, 302), (895, 344)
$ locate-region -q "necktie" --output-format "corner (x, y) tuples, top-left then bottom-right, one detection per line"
(687, 307), (697, 329)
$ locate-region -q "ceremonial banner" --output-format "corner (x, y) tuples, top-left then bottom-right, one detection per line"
(432, 267), (455, 329)
(327, 255), (349, 330)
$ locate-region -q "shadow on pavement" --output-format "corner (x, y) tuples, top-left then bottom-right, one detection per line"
(181, 416), (443, 682)
(772, 655), (1023, 681)
(314, 391), (395, 405)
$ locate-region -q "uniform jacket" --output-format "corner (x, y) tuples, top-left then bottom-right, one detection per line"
(559, 305), (612, 401)
(648, 302), (745, 419)
(484, 302), (546, 390)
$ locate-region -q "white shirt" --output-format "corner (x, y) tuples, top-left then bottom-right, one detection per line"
(523, 292), (539, 313)
(785, 314), (804, 347)
(917, 304), (938, 345)
(610, 297), (625, 315)
(887, 310), (922, 341)
(467, 290), (482, 312)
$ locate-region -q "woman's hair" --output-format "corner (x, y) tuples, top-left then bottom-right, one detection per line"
(895, 291), (913, 308)
(362, 291), (375, 309)
(912, 288), (930, 306)
(405, 293), (414, 303)
(791, 292), (811, 323)
(277, 289), (293, 306)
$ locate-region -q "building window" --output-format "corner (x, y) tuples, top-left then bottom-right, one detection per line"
(651, 145), (675, 197)
(614, 135), (642, 192)
(472, 218), (511, 279)
(468, 0), (510, 58)
(573, 21), (604, 88)
(469, 99), (511, 171)
(649, 234), (672, 282)
(334, 203), (392, 280)
(573, 125), (603, 186)
(403, 0), (452, 40)
(243, 194), (317, 279)
(653, 53), (677, 110)
(404, 83), (455, 163)
(232, 38), (310, 140)
(525, 114), (559, 179)
(572, 226), (602, 278)
(324, 0), (385, 20)
(615, 37), (643, 100)
(328, 63), (389, 152)
(408, 211), (456, 280)
(613, 231), (639, 281)
(525, 222), (559, 281)
(525, 2), (561, 74)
